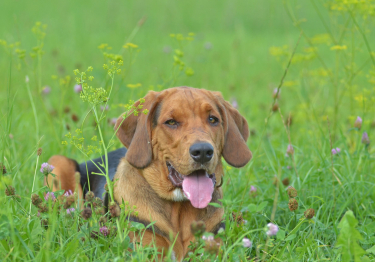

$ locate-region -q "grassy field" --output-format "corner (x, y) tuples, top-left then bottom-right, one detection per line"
(1, 0), (375, 260)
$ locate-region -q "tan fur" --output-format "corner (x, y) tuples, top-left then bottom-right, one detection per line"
(47, 87), (251, 261)
(45, 155), (83, 200)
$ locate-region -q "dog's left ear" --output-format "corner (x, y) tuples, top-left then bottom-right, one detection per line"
(213, 92), (252, 167)
(115, 91), (160, 169)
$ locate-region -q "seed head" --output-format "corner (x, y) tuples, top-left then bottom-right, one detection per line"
(37, 148), (43, 156)
(93, 197), (103, 208)
(85, 191), (95, 202)
(0, 163), (6, 174)
(287, 186), (298, 198)
(81, 207), (92, 220)
(31, 193), (43, 207)
(71, 114), (79, 122)
(282, 178), (290, 186)
(204, 237), (220, 255)
(354, 116), (362, 129)
(95, 207), (105, 215)
(109, 202), (121, 217)
(5, 185), (15, 196)
(190, 220), (206, 237)
(272, 102), (279, 112)
(304, 208), (315, 219)
(288, 198), (298, 211)
(99, 216), (108, 225)
(362, 132), (370, 145)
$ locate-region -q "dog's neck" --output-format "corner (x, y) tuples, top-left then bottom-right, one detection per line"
(113, 158), (224, 256)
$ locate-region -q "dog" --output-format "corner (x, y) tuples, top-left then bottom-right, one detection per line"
(46, 86), (252, 260)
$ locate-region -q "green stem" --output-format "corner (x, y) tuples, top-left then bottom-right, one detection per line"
(29, 154), (40, 219)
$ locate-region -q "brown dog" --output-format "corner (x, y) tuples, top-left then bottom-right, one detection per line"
(47, 87), (252, 260)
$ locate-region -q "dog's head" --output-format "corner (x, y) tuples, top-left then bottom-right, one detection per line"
(115, 87), (252, 208)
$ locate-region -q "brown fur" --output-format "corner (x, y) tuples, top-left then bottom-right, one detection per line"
(47, 87), (251, 261)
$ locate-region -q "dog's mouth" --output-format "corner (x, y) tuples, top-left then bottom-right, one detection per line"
(167, 162), (216, 209)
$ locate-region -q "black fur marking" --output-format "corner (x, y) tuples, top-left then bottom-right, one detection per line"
(152, 102), (162, 128)
(211, 221), (225, 235)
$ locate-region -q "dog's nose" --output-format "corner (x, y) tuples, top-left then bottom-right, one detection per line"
(189, 143), (214, 164)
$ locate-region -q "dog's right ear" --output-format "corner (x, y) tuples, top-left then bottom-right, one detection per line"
(115, 91), (160, 169)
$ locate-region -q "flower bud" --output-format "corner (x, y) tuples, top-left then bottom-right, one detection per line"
(5, 185), (15, 196)
(81, 207), (92, 220)
(286, 144), (294, 156)
(304, 208), (315, 219)
(31, 193), (43, 207)
(288, 198), (298, 211)
(85, 191), (95, 203)
(287, 186), (297, 198)
(37, 148), (43, 156)
(354, 116), (362, 129)
(362, 132), (370, 145)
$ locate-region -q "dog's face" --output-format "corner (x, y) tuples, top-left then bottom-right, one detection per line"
(115, 87), (252, 209)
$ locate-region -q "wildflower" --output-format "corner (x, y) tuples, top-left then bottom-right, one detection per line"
(37, 148), (42, 156)
(64, 189), (73, 196)
(242, 238), (252, 248)
(204, 237), (220, 255)
(81, 207), (92, 220)
(71, 114), (79, 122)
(287, 186), (297, 198)
(249, 185), (257, 194)
(100, 105), (109, 111)
(42, 86), (51, 94)
(100, 226), (109, 236)
(109, 202), (121, 217)
(204, 42), (213, 50)
(286, 144), (294, 156)
(31, 193), (43, 207)
(288, 198), (298, 211)
(85, 191), (95, 202)
(0, 162), (6, 174)
(231, 98), (238, 109)
(282, 177), (290, 186)
(66, 207), (75, 215)
(202, 235), (214, 241)
(272, 102), (279, 112)
(190, 221), (206, 237)
(362, 132), (370, 145)
(44, 192), (55, 201)
(332, 147), (341, 155)
(354, 116), (362, 129)
(304, 208), (315, 219)
(74, 84), (82, 93)
(5, 185), (15, 196)
(273, 88), (280, 99)
(40, 163), (54, 175)
(266, 223), (279, 236)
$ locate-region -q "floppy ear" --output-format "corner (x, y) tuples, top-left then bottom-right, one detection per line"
(114, 91), (159, 169)
(213, 92), (252, 167)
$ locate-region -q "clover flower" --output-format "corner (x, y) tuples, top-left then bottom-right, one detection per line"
(250, 185), (257, 194)
(74, 84), (82, 93)
(332, 147), (341, 155)
(354, 116), (362, 129)
(40, 163), (54, 175)
(66, 208), (75, 215)
(100, 226), (109, 236)
(44, 192), (56, 201)
(286, 144), (294, 156)
(42, 86), (51, 95)
(266, 223), (279, 236)
(64, 190), (73, 196)
(362, 132), (370, 145)
(242, 238), (252, 248)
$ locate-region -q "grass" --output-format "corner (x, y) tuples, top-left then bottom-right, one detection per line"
(1, 0), (375, 260)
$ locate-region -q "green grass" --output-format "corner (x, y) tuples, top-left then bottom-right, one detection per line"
(1, 0), (375, 261)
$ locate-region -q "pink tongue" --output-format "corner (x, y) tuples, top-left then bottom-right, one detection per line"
(182, 171), (214, 209)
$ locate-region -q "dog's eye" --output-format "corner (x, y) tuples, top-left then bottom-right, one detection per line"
(208, 116), (219, 125)
(165, 119), (178, 126)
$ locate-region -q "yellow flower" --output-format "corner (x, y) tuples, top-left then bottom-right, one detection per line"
(330, 45), (347, 51)
(126, 83), (142, 89)
(123, 43), (138, 49)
